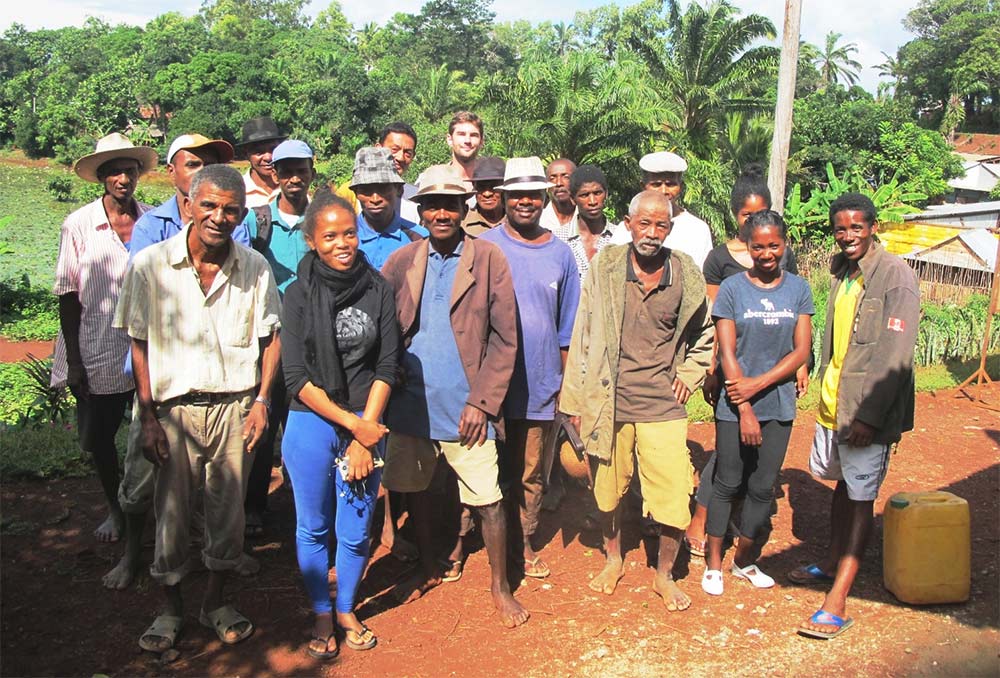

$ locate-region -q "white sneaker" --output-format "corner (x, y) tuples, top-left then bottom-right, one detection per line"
(702, 569), (724, 596)
(731, 562), (775, 589)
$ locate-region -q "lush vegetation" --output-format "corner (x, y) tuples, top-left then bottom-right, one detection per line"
(1, 0), (992, 238)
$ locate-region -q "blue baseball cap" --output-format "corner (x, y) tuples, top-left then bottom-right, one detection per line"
(271, 139), (314, 165)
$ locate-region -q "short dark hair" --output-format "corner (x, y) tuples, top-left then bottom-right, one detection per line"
(730, 163), (771, 215)
(448, 111), (483, 135)
(569, 164), (608, 195)
(303, 186), (356, 238)
(829, 192), (877, 228)
(378, 122), (418, 147)
(190, 164), (245, 208)
(743, 209), (787, 239)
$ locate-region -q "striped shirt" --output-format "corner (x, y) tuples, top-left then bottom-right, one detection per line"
(113, 225), (281, 402)
(51, 197), (151, 394)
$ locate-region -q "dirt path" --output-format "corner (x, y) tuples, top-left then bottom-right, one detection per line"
(0, 338), (54, 363)
(2, 385), (998, 677)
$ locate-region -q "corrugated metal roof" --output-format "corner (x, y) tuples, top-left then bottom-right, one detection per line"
(898, 228), (998, 272)
(948, 162), (1000, 193)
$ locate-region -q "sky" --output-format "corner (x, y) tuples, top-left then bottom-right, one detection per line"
(2, 0), (917, 94)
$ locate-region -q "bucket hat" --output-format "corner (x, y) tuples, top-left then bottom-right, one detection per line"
(73, 133), (158, 183)
(349, 147), (405, 188)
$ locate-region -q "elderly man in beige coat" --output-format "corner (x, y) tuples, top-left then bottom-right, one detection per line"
(561, 190), (713, 613)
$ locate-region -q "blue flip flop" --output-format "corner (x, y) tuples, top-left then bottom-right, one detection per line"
(798, 609), (854, 639)
(787, 563), (835, 585)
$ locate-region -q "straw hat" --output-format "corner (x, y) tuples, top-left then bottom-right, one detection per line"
(496, 156), (553, 191)
(73, 133), (158, 183)
(412, 164), (474, 200)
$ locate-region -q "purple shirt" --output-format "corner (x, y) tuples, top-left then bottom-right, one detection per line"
(480, 225), (580, 420)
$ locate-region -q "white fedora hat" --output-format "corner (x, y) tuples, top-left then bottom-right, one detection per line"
(73, 132), (158, 183)
(496, 156), (554, 191)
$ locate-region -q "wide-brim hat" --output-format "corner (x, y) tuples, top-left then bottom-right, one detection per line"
(235, 116), (287, 147)
(73, 133), (158, 183)
(349, 146), (405, 189)
(496, 156), (553, 191)
(412, 164), (474, 200)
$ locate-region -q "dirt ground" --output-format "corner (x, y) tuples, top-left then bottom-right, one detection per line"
(1, 384), (998, 677)
(0, 338), (53, 363)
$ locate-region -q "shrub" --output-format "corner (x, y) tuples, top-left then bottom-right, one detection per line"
(47, 177), (75, 202)
(0, 275), (60, 341)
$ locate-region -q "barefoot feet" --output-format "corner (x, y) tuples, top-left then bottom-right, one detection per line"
(94, 511), (123, 543)
(653, 574), (691, 612)
(492, 589), (529, 628)
(102, 553), (139, 590)
(588, 559), (625, 595)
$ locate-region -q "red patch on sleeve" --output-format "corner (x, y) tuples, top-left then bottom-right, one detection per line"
(887, 317), (905, 332)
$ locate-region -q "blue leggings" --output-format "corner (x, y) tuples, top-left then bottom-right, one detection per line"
(283, 409), (382, 615)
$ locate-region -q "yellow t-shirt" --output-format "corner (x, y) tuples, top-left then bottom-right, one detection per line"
(817, 274), (864, 429)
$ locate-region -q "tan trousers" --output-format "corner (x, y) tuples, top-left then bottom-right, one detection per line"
(503, 419), (553, 538)
(150, 394), (253, 585)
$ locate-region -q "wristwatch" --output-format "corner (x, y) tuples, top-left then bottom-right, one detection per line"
(254, 395), (271, 413)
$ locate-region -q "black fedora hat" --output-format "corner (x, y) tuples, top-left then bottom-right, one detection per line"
(236, 116), (287, 147)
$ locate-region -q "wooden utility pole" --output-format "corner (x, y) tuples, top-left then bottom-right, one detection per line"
(768, 0), (802, 212)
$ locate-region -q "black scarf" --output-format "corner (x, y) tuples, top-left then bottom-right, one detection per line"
(297, 249), (373, 408)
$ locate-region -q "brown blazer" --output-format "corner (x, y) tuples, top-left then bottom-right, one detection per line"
(381, 235), (518, 423)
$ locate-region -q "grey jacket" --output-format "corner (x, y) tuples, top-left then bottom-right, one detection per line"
(560, 245), (714, 461)
(820, 240), (920, 444)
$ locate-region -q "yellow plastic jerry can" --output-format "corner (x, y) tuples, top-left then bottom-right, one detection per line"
(883, 491), (970, 605)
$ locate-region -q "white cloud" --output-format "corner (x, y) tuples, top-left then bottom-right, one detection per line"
(3, 0), (915, 94)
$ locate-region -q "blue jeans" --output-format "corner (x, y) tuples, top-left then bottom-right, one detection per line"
(283, 409), (382, 614)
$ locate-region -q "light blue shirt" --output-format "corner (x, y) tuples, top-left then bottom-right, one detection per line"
(245, 199), (310, 293)
(387, 240), (483, 441)
(356, 212), (428, 271)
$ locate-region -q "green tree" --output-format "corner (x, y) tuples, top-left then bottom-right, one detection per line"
(815, 31), (862, 88)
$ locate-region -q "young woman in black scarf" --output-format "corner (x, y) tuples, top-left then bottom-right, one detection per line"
(280, 188), (399, 659)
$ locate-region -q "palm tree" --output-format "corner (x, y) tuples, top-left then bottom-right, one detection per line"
(816, 31), (862, 88)
(416, 64), (468, 123)
(875, 50), (902, 98)
(552, 21), (578, 57)
(634, 0), (778, 156)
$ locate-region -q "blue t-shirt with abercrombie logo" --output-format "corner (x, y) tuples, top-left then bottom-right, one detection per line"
(479, 225), (580, 421)
(712, 271), (814, 422)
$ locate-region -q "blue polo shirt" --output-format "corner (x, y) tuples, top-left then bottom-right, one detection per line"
(387, 239), (481, 441)
(130, 195), (252, 262)
(356, 212), (428, 271)
(245, 199), (310, 293)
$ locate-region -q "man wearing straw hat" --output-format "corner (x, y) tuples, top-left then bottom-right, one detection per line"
(381, 164), (528, 627)
(480, 156), (581, 580)
(51, 132), (157, 544)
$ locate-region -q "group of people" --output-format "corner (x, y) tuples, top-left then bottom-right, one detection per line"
(51, 109), (920, 658)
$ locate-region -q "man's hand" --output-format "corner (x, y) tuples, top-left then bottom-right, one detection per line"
(795, 365), (809, 398)
(458, 405), (488, 448)
(345, 440), (374, 481)
(140, 411), (169, 466)
(672, 378), (691, 405)
(725, 375), (764, 405)
(845, 419), (877, 447)
(702, 371), (721, 407)
(67, 363), (90, 401)
(352, 417), (389, 449)
(242, 400), (269, 452)
(738, 408), (762, 447)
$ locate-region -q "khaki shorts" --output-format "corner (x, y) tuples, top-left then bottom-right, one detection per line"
(382, 433), (503, 507)
(809, 423), (891, 501)
(592, 419), (693, 530)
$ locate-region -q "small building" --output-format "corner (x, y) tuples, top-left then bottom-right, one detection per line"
(948, 160), (1000, 203)
(880, 201), (1000, 304)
